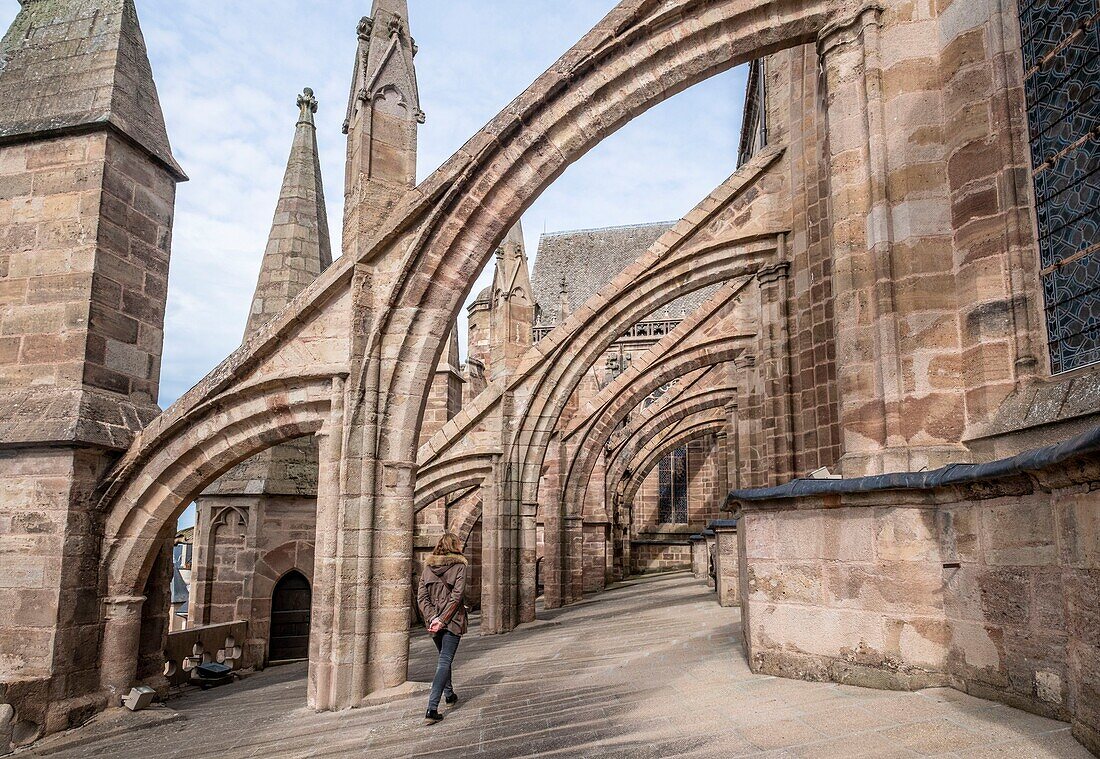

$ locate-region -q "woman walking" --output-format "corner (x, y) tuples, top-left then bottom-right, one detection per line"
(416, 532), (468, 724)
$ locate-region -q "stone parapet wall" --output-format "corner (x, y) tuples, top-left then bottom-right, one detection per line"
(739, 503), (951, 689)
(734, 447), (1100, 755)
(690, 537), (708, 580)
(712, 523), (740, 607)
(630, 540), (691, 574)
(939, 484), (1099, 751)
(164, 621), (249, 688)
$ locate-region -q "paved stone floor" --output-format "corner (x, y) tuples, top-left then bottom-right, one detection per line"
(28, 573), (1092, 758)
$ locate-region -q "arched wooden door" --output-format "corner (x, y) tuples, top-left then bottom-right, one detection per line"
(269, 570), (311, 662)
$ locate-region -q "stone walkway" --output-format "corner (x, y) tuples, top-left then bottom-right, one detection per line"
(28, 573), (1091, 758)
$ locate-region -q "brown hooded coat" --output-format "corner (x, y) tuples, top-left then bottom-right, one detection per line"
(417, 553), (468, 635)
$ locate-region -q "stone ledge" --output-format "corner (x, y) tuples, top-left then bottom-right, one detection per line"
(726, 423), (1100, 509)
(968, 371), (1100, 454)
(0, 388), (161, 451)
(1072, 719), (1100, 758)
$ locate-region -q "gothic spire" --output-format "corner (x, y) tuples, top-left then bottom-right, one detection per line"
(341, 0), (423, 252)
(203, 89), (329, 498)
(493, 221), (533, 307)
(0, 0), (185, 180)
(244, 88), (332, 337)
(343, 0), (422, 134)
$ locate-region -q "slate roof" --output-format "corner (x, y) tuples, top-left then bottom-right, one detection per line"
(0, 0), (184, 179)
(531, 222), (716, 327)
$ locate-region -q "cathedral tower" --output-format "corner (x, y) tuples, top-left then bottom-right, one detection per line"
(0, 0), (185, 737)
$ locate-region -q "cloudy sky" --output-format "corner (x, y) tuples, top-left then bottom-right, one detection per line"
(3, 2), (746, 525)
(4, 0), (747, 403)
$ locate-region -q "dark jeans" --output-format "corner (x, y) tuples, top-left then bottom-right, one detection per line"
(428, 630), (460, 711)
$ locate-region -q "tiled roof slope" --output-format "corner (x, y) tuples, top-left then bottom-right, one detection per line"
(0, 0), (184, 179)
(531, 222), (716, 327)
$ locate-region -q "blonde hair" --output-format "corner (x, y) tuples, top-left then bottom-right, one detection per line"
(432, 532), (463, 556)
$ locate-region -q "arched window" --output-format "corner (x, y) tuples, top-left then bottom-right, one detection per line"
(1018, 0), (1100, 373)
(658, 446), (689, 524)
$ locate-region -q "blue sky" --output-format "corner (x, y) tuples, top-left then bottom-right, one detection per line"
(2, 1), (746, 528)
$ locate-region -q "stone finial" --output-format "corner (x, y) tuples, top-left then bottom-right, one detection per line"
(559, 275), (568, 294)
(388, 17), (405, 39)
(297, 88), (318, 123)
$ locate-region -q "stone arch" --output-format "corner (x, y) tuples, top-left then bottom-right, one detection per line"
(414, 452), (494, 513)
(268, 570), (313, 662)
(373, 84), (411, 115)
(100, 375), (335, 602)
(617, 412), (731, 514)
(418, 227), (772, 503)
(603, 382), (738, 507)
(211, 505), (249, 532)
(452, 499), (484, 548)
(559, 333), (752, 519)
(251, 541), (316, 667)
(372, 0), (832, 463)
(96, 0), (846, 707)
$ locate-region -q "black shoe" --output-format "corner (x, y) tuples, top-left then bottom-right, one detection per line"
(424, 709), (444, 724)
(445, 692), (459, 706)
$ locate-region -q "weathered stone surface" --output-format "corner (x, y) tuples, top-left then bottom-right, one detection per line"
(0, 0), (184, 179)
(3, 0), (1100, 753)
(26, 575), (1094, 759)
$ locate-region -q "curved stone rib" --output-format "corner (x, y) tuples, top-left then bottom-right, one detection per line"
(603, 377), (738, 510)
(616, 410), (732, 512)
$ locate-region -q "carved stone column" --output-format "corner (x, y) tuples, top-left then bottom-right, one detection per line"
(519, 501), (538, 623)
(733, 355), (764, 488)
(756, 254), (797, 485)
(819, 5), (966, 475)
(726, 402), (741, 491)
(307, 375), (346, 711)
(819, 6), (897, 476)
(540, 441), (567, 610)
(99, 596), (146, 703)
(715, 431), (730, 498)
(368, 460), (417, 692)
(565, 514), (585, 604)
(480, 456), (521, 634)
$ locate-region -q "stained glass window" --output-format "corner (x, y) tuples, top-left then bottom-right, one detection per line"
(657, 446), (689, 524)
(1019, 0), (1100, 373)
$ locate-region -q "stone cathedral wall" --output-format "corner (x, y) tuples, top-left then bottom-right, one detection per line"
(737, 458), (1100, 755)
(727, 1), (1100, 755)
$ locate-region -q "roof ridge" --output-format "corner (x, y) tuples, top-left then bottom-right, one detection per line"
(538, 220), (677, 238)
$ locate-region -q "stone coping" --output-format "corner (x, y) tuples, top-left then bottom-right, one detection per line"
(725, 424), (1100, 508)
(706, 519), (739, 530)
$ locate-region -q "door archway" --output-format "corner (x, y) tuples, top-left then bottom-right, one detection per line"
(269, 570), (312, 662)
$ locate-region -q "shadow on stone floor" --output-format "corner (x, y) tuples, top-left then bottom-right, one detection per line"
(25, 574), (1091, 759)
